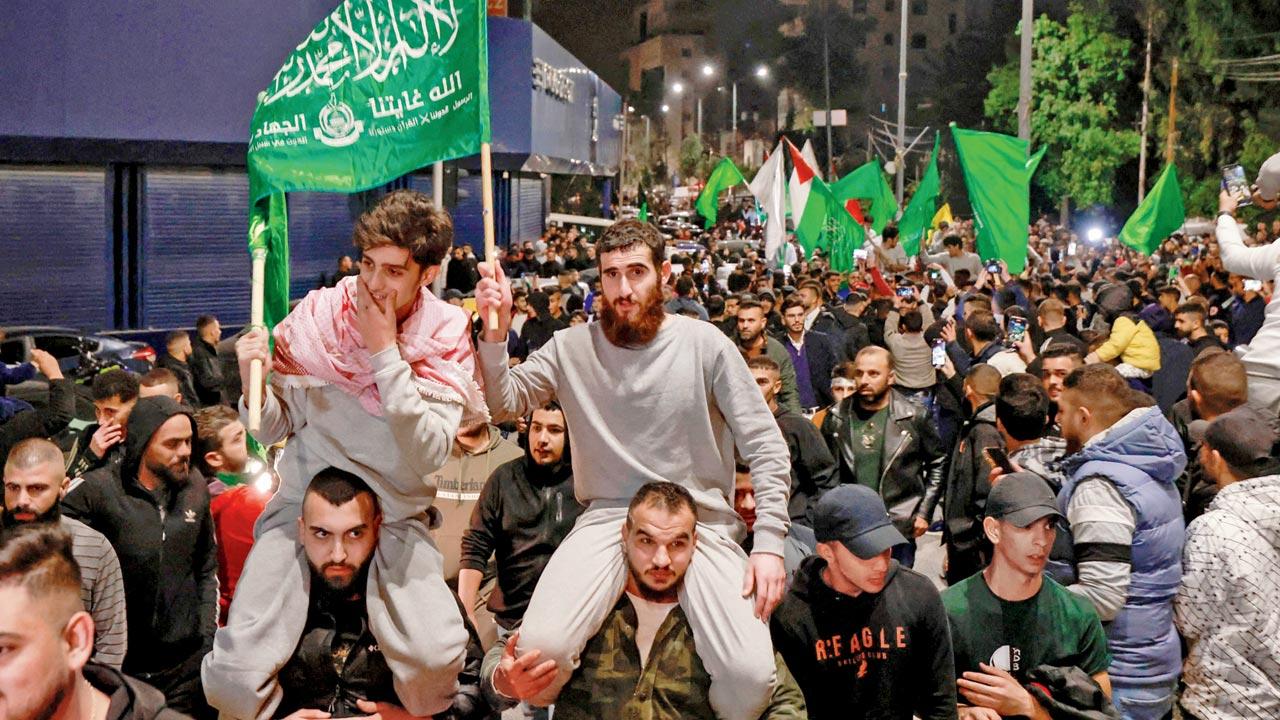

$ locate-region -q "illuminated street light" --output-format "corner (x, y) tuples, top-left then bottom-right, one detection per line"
(661, 103), (670, 113)
(672, 81), (684, 95)
(702, 64), (715, 77)
(756, 65), (769, 78)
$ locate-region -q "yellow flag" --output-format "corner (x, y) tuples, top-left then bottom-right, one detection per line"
(931, 203), (953, 231)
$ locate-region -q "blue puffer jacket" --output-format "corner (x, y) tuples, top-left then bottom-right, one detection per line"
(1057, 406), (1186, 686)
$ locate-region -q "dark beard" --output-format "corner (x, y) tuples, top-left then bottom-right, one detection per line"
(1, 502), (60, 527)
(310, 559), (370, 596)
(599, 283), (666, 348)
(146, 458), (190, 487)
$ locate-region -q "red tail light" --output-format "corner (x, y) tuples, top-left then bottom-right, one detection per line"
(132, 346), (156, 364)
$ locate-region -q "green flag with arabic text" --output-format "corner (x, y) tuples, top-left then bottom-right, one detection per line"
(248, 0), (491, 330)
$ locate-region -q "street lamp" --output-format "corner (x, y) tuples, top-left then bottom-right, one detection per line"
(702, 64), (715, 77)
(661, 104), (670, 113)
(755, 65), (769, 79)
(671, 81), (684, 95)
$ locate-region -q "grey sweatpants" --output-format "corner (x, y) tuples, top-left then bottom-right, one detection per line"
(201, 493), (468, 719)
(516, 504), (777, 720)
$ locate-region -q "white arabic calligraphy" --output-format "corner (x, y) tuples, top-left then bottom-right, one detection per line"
(262, 0), (462, 107)
(428, 71), (462, 102)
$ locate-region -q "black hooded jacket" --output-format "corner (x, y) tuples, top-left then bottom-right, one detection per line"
(458, 433), (584, 627)
(63, 396), (217, 675)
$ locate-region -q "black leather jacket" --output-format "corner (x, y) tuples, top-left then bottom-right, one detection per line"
(275, 580), (492, 720)
(822, 389), (946, 536)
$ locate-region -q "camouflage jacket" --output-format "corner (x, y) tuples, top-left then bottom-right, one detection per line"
(483, 596), (807, 720)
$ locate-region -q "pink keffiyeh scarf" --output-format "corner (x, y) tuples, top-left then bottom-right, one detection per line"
(272, 276), (488, 425)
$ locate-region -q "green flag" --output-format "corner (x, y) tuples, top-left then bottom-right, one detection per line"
(1118, 165), (1185, 255)
(898, 135), (941, 256)
(248, 0), (492, 330)
(950, 125), (1045, 274)
(695, 157), (747, 229)
(832, 161), (899, 234)
(796, 176), (864, 271)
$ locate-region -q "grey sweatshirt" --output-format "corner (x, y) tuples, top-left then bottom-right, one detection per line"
(477, 315), (792, 555)
(246, 345), (463, 522)
(884, 305), (937, 390)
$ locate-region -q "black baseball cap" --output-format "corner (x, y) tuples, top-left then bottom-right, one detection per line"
(986, 472), (1063, 528)
(813, 485), (906, 559)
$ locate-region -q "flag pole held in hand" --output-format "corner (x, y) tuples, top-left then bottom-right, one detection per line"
(481, 142), (499, 330)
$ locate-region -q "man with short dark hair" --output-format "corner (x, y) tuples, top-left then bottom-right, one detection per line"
(738, 296), (802, 414)
(996, 373), (1067, 493)
(160, 331), (201, 408)
(1056, 364), (1186, 720)
(665, 275), (709, 321)
(1038, 344), (1084, 436)
(965, 310), (1027, 376)
(748, 356), (837, 527)
(941, 363), (1003, 584)
(274, 467), (490, 720)
(780, 296), (839, 411)
(63, 396), (217, 717)
(920, 234), (982, 279)
(484, 481), (807, 720)
(943, 474), (1112, 720)
(1036, 298), (1087, 356)
(0, 524), (189, 720)
(771, 484), (956, 720)
(139, 368), (184, 404)
(191, 315), (223, 407)
(1168, 351), (1248, 525)
(3, 437), (127, 669)
(1174, 302), (1224, 358)
(823, 346), (946, 567)
(1175, 405), (1280, 720)
(475, 220), (792, 719)
(67, 369), (140, 480)
(883, 287), (937, 401)
(458, 402), (583, 642)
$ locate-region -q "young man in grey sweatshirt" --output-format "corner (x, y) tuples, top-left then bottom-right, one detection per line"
(473, 219), (792, 720)
(203, 191), (482, 719)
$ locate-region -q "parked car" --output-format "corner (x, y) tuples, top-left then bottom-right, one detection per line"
(1, 326), (156, 411)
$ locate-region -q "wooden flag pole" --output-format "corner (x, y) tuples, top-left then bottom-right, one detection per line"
(481, 142), (499, 329)
(247, 246), (267, 432)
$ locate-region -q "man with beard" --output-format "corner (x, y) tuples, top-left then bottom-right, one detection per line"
(1054, 365), (1186, 720)
(737, 295), (802, 414)
(459, 401), (582, 630)
(822, 347), (945, 567)
(474, 220), (791, 720)
(459, 401), (583, 720)
(62, 396), (217, 718)
(0, 525), (188, 720)
(3, 438), (127, 669)
(483, 482), (806, 720)
(1037, 344), (1084, 436)
(274, 467), (490, 720)
(1173, 303), (1224, 358)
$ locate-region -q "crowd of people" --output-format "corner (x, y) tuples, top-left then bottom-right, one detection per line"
(1, 176), (1278, 720)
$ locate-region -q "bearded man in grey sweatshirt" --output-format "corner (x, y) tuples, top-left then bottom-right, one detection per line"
(473, 219), (792, 720)
(203, 191), (488, 719)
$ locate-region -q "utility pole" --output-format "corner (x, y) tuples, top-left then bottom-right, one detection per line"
(1017, 0), (1033, 145)
(895, 0), (908, 204)
(1165, 57), (1179, 165)
(1137, 8), (1153, 202)
(822, 0), (834, 177)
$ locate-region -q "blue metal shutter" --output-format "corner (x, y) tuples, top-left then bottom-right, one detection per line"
(0, 167), (110, 328)
(286, 192), (359, 298)
(511, 176), (544, 245)
(140, 169), (249, 327)
(452, 174), (484, 255)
